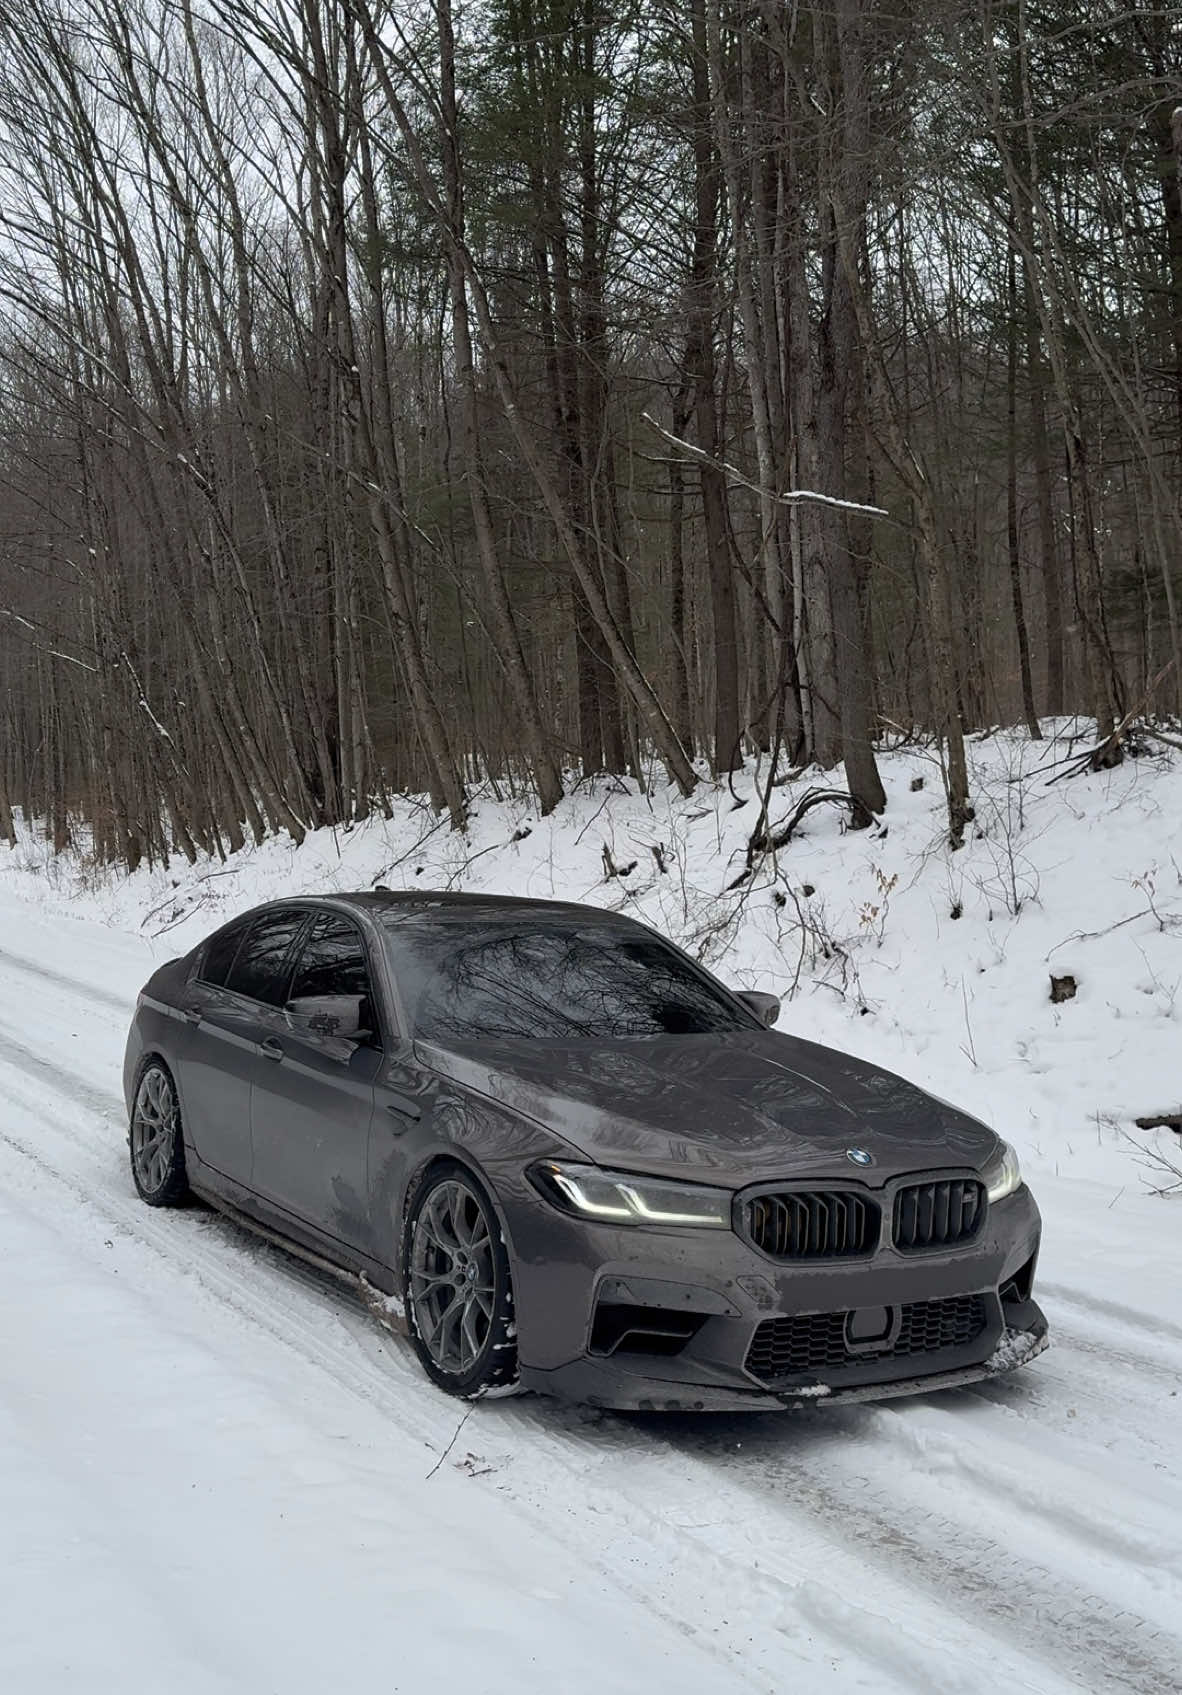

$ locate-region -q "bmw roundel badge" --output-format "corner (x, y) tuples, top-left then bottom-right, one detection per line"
(845, 1147), (874, 1167)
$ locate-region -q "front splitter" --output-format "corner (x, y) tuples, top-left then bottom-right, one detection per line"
(518, 1323), (1050, 1414)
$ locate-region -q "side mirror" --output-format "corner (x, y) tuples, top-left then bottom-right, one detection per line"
(736, 989), (781, 1028)
(285, 994), (370, 1042)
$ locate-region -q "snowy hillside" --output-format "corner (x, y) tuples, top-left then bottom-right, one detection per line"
(1, 724), (1180, 1694)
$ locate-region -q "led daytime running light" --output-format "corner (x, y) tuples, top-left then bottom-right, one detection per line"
(534, 1162), (731, 1229)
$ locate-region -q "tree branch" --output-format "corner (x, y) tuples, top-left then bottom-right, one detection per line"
(640, 412), (890, 519)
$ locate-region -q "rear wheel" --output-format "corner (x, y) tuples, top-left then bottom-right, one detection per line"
(403, 1163), (518, 1399)
(130, 1060), (190, 1207)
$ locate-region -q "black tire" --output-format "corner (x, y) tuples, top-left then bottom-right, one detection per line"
(402, 1161), (518, 1399)
(129, 1058), (190, 1207)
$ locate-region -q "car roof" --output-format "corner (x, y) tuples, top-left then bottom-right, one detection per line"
(251, 890), (628, 925)
(337, 890), (621, 924)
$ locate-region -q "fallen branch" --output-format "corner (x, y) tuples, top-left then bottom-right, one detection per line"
(1141, 726), (1182, 754)
(730, 788), (877, 888)
(1045, 910), (1148, 957)
(754, 787), (877, 853)
(426, 1405), (476, 1480)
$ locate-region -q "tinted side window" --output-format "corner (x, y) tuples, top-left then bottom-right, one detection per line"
(289, 915), (373, 1002)
(224, 911), (309, 1006)
(198, 921), (249, 988)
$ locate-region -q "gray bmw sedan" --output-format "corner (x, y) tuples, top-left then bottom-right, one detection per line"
(124, 892), (1048, 1410)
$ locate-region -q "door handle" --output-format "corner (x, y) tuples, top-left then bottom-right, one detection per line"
(385, 1096), (422, 1123)
(260, 1036), (285, 1062)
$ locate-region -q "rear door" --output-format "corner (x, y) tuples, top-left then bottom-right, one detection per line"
(179, 908), (311, 1187)
(247, 912), (382, 1253)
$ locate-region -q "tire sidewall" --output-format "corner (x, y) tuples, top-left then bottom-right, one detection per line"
(401, 1160), (518, 1399)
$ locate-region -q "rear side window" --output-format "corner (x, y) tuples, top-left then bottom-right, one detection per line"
(224, 910), (309, 1006)
(289, 914), (373, 1002)
(198, 921), (249, 988)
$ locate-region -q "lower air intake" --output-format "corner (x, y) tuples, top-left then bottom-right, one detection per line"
(745, 1294), (988, 1384)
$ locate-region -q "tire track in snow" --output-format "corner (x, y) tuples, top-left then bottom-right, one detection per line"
(761, 1462), (1175, 1695)
(1038, 1282), (1182, 1348)
(0, 1017), (126, 1120)
(964, 1353), (1177, 1467)
(1041, 1321), (1181, 1389)
(645, 1414), (1181, 1695)
(0, 943), (133, 1017)
(858, 1398), (1182, 1605)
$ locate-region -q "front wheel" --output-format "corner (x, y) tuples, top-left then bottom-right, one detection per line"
(402, 1163), (518, 1399)
(129, 1059), (190, 1207)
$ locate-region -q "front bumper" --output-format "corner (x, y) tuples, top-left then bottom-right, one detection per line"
(518, 1318), (1049, 1412)
(499, 1171), (1047, 1412)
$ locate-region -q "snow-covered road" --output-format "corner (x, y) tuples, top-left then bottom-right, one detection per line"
(1, 899), (1179, 1695)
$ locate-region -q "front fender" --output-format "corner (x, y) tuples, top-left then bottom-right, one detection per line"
(367, 1071), (577, 1287)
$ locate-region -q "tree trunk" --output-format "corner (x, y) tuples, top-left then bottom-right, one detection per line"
(1007, 247), (1041, 739)
(689, 0), (740, 775)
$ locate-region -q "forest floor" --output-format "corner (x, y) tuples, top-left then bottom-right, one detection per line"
(0, 723), (1179, 1693)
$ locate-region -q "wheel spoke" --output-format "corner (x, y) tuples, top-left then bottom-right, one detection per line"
(459, 1298), (484, 1368)
(413, 1220), (454, 1260)
(436, 1296), (464, 1369)
(453, 1199), (479, 1249)
(427, 1192), (462, 1253)
(415, 1291), (444, 1347)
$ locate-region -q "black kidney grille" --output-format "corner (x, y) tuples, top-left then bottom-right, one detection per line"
(893, 1179), (984, 1251)
(745, 1294), (988, 1384)
(744, 1190), (880, 1260)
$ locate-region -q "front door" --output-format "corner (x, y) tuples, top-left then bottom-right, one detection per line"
(248, 913), (381, 1253)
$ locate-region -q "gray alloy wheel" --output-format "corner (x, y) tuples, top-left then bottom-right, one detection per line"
(403, 1165), (518, 1398)
(129, 1060), (190, 1207)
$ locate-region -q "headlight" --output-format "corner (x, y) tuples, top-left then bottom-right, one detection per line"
(982, 1139), (1022, 1203)
(529, 1160), (731, 1229)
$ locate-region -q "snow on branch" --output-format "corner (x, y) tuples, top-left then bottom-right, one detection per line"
(1, 608), (99, 672)
(641, 414), (889, 519)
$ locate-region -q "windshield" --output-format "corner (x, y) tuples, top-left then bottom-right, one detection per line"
(382, 916), (756, 1041)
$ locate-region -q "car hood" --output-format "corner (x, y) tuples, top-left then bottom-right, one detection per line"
(417, 1031), (999, 1188)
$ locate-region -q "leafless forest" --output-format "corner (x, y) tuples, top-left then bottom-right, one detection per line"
(0, 0), (1179, 867)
